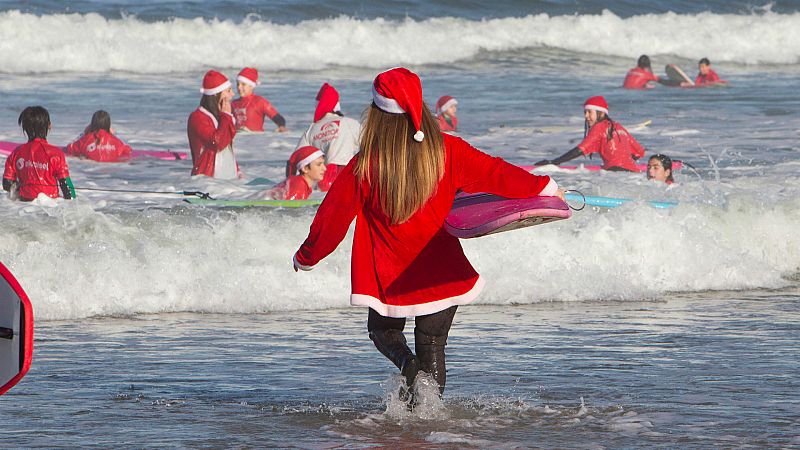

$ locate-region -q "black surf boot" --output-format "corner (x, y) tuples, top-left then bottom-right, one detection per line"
(369, 329), (419, 397)
(415, 329), (448, 396)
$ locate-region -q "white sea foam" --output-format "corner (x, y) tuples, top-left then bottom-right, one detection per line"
(0, 9), (798, 75)
(1, 191), (798, 321)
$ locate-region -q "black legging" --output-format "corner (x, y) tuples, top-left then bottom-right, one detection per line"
(368, 306), (458, 337)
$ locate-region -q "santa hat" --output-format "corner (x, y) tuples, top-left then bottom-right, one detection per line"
(314, 83), (341, 122)
(237, 67), (260, 87)
(435, 95), (458, 115)
(200, 70), (231, 95)
(287, 146), (325, 177)
(583, 96), (609, 114)
(372, 67), (425, 142)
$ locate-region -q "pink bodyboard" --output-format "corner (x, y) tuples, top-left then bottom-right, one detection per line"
(445, 193), (571, 239)
(0, 141), (187, 161)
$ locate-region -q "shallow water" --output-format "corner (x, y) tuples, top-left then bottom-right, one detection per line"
(2, 289), (798, 448)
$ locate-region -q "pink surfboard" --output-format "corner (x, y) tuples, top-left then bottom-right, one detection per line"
(0, 261), (34, 396)
(520, 161), (683, 172)
(445, 193), (571, 239)
(0, 141), (188, 161)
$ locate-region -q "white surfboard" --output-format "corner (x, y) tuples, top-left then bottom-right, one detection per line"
(0, 262), (33, 396)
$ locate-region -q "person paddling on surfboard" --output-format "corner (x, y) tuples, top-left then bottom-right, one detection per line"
(293, 67), (563, 402)
(535, 96), (646, 172)
(647, 154), (674, 185)
(188, 70), (240, 179)
(296, 83), (361, 192)
(623, 55), (682, 89)
(65, 110), (132, 162)
(261, 146), (326, 200)
(3, 106), (75, 201)
(231, 67), (288, 133)
(435, 95), (458, 132)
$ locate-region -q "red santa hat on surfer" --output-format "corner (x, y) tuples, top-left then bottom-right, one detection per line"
(200, 70), (231, 95)
(287, 146), (325, 177)
(314, 83), (341, 122)
(237, 67), (260, 87)
(435, 95), (458, 116)
(583, 96), (609, 114)
(372, 67), (426, 142)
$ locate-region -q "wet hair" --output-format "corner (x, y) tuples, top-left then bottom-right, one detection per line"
(199, 93), (222, 121)
(18, 106), (51, 141)
(649, 154), (674, 183)
(637, 55), (652, 70)
(88, 110), (111, 133)
(699, 57), (711, 66)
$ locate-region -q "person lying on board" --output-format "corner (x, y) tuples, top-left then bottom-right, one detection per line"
(65, 110), (132, 162)
(623, 55), (682, 89)
(296, 83), (361, 192)
(188, 70), (240, 179)
(263, 146), (326, 200)
(435, 95), (458, 132)
(647, 154), (674, 184)
(3, 106), (75, 201)
(231, 67), (287, 133)
(535, 96), (646, 171)
(684, 57), (726, 87)
(293, 67), (563, 402)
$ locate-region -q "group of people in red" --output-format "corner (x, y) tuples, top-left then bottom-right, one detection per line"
(623, 55), (726, 89)
(532, 95), (674, 184)
(187, 67), (463, 200)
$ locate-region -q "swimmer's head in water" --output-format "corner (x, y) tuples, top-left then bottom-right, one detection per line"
(648, 154), (674, 183)
(89, 110), (111, 133)
(18, 106), (51, 141)
(698, 57), (711, 75)
(288, 146), (325, 179)
(637, 55), (652, 71)
(300, 156), (327, 182)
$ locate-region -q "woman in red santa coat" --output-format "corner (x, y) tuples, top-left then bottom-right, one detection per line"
(293, 67), (563, 398)
(187, 70), (239, 179)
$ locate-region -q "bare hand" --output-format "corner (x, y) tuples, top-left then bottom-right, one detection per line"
(555, 188), (565, 201)
(276, 126), (288, 133)
(219, 96), (232, 114)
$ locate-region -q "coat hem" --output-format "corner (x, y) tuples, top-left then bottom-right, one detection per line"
(350, 276), (485, 318)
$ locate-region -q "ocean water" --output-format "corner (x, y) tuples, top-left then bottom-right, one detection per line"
(1, 0), (799, 447)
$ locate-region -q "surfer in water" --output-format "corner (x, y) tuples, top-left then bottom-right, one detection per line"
(65, 110), (132, 162)
(690, 57), (724, 86)
(535, 96), (646, 171)
(435, 95), (458, 132)
(231, 67), (288, 133)
(296, 83), (361, 191)
(262, 146), (326, 200)
(3, 106), (75, 201)
(623, 55), (682, 89)
(647, 154), (674, 184)
(187, 70), (240, 179)
(293, 67), (563, 401)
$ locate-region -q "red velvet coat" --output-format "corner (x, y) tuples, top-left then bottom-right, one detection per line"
(187, 107), (237, 177)
(294, 133), (557, 318)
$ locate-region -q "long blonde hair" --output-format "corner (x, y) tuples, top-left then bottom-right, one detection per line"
(355, 103), (445, 224)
